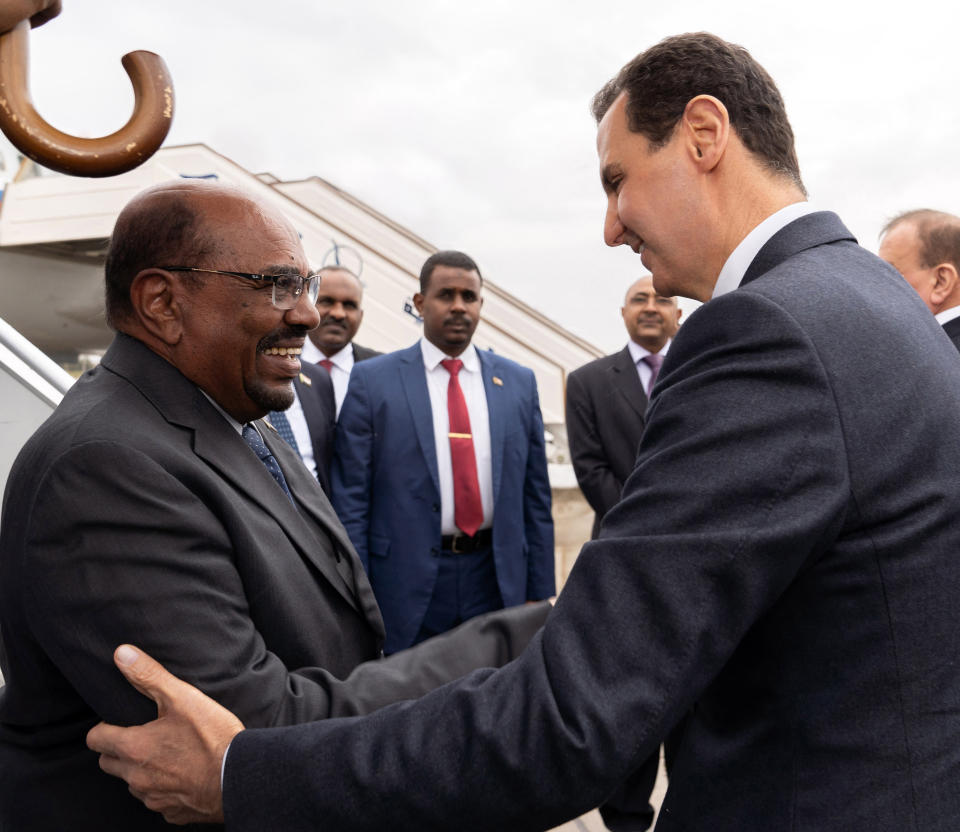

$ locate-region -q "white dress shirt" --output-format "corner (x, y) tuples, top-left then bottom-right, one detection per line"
(935, 305), (960, 326)
(268, 391), (316, 478)
(420, 338), (494, 535)
(302, 338), (354, 418)
(712, 202), (818, 299)
(626, 339), (672, 391)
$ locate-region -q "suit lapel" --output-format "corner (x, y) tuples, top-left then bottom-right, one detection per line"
(741, 211), (857, 287)
(479, 351), (505, 500)
(611, 346), (648, 419)
(196, 419), (366, 617)
(400, 344), (442, 497)
(293, 375), (319, 439)
(102, 336), (369, 621)
(942, 316), (960, 348)
(264, 427), (383, 627)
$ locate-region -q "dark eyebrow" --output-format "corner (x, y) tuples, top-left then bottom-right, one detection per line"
(262, 264), (306, 277)
(600, 163), (622, 193)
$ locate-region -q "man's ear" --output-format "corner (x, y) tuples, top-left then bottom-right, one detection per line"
(128, 269), (184, 345)
(930, 263), (960, 307)
(681, 95), (729, 172)
(413, 292), (425, 316)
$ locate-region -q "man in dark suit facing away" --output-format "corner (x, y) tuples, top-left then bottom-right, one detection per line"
(89, 33), (960, 832)
(566, 274), (681, 538)
(0, 180), (549, 831)
(879, 209), (960, 351)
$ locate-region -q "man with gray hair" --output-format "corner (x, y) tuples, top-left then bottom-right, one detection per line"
(879, 209), (960, 350)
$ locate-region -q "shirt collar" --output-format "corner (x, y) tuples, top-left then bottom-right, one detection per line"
(627, 339), (670, 364)
(300, 337), (326, 364)
(200, 391), (244, 435)
(420, 337), (479, 372)
(301, 337), (354, 370)
(712, 202), (817, 300)
(935, 304), (960, 326)
(326, 342), (355, 372)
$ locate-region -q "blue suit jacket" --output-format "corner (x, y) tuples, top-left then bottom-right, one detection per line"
(227, 213), (960, 831)
(332, 342), (554, 653)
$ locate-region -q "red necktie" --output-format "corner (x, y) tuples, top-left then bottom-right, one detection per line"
(440, 358), (483, 536)
(318, 359), (334, 373)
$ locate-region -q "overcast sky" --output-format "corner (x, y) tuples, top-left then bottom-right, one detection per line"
(2, 0), (957, 353)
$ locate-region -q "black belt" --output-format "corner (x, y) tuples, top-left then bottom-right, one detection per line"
(441, 528), (493, 553)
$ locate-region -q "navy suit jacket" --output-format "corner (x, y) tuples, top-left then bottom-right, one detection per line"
(941, 315), (960, 352)
(226, 212), (960, 831)
(565, 346), (648, 538)
(292, 361), (335, 495)
(332, 342), (555, 654)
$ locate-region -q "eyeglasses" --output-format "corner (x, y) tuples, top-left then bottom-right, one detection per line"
(162, 266), (321, 310)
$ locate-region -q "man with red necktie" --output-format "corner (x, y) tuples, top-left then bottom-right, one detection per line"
(332, 251), (555, 653)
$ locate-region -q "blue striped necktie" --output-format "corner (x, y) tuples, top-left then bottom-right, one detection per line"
(242, 424), (295, 505)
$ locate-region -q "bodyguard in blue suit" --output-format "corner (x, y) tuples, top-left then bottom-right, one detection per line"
(332, 251), (555, 654)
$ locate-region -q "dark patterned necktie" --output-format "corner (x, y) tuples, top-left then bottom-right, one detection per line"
(268, 409), (301, 455)
(242, 424), (295, 505)
(439, 358), (483, 536)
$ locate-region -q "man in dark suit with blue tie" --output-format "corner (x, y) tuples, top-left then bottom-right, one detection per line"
(88, 33), (960, 831)
(332, 251), (555, 653)
(879, 209), (960, 352)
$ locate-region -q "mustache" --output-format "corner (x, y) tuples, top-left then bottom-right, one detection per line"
(257, 326), (309, 352)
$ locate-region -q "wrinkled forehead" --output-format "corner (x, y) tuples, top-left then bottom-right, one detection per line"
(203, 193), (306, 264)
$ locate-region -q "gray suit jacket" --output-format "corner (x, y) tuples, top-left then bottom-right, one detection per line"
(0, 333), (549, 831)
(224, 213), (960, 831)
(565, 346), (648, 538)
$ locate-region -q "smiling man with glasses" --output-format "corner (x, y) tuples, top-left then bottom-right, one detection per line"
(0, 180), (550, 830)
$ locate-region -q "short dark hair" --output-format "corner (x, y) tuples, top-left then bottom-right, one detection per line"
(592, 32), (805, 193)
(104, 195), (214, 329)
(419, 250), (482, 293)
(883, 210), (960, 273)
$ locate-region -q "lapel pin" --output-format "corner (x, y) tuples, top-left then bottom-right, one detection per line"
(493, 376), (503, 386)
(299, 372), (312, 386)
(263, 419), (279, 433)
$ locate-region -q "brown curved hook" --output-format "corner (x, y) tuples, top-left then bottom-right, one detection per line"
(0, 19), (174, 177)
